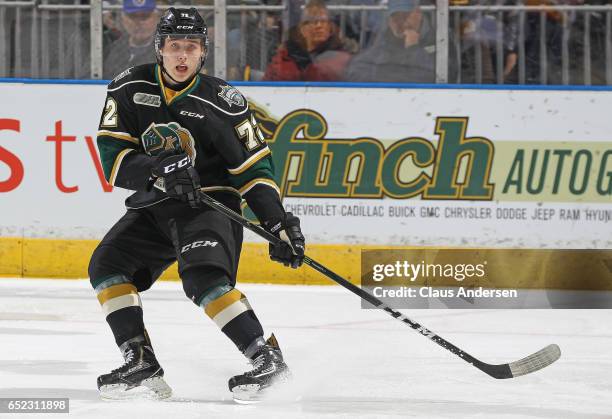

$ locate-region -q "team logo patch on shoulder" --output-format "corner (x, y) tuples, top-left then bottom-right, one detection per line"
(133, 92), (161, 107)
(218, 85), (245, 107)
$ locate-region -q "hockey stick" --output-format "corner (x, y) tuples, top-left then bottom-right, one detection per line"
(197, 190), (561, 379)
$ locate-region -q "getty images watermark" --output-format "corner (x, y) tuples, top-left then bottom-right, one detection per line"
(361, 249), (612, 309)
(370, 259), (518, 300)
(360, 249), (525, 309)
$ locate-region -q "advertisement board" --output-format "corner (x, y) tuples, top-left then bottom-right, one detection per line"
(0, 82), (610, 280)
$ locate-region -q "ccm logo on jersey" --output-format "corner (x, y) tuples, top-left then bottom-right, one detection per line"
(181, 240), (218, 253)
(163, 156), (191, 174)
(180, 110), (205, 119)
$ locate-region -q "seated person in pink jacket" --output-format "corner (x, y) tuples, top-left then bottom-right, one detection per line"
(263, 0), (352, 81)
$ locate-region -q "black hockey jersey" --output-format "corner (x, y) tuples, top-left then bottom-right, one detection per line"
(96, 63), (284, 222)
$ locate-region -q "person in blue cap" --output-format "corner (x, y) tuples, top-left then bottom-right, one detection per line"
(345, 0), (436, 83)
(103, 0), (160, 79)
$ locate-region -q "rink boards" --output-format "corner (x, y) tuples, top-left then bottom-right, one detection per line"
(0, 81), (610, 284)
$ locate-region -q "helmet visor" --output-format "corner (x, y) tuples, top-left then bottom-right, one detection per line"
(159, 35), (206, 58)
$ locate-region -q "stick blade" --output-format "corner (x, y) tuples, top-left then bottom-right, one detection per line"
(507, 344), (561, 378)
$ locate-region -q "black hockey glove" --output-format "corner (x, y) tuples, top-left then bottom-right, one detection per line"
(263, 212), (305, 269)
(151, 150), (201, 208)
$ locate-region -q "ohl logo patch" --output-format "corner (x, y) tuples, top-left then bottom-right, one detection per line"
(141, 122), (196, 162)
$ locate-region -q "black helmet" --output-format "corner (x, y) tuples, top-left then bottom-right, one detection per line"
(155, 7), (209, 67)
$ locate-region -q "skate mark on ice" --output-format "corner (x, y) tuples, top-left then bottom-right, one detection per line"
(0, 327), (91, 336)
(279, 310), (503, 330)
(0, 387), (99, 401)
(0, 313), (63, 321)
(0, 360), (89, 375)
(296, 397), (611, 418)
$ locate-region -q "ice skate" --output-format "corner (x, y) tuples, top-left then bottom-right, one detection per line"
(97, 340), (172, 400)
(228, 334), (292, 403)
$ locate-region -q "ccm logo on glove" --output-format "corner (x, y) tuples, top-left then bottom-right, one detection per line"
(163, 156), (191, 174)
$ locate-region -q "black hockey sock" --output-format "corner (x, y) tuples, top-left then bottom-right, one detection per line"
(203, 288), (264, 355)
(95, 281), (146, 348)
(106, 307), (146, 348)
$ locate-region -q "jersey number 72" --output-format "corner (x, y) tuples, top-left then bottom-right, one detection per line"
(235, 115), (266, 151)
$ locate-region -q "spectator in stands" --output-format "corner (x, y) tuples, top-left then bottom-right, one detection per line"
(102, 0), (123, 46)
(227, 2), (282, 81)
(103, 0), (160, 79)
(583, 0), (611, 84)
(497, 0), (521, 83)
(449, 0), (520, 84)
(524, 0), (567, 84)
(262, 0), (352, 81)
(345, 0), (435, 83)
(326, 0), (387, 50)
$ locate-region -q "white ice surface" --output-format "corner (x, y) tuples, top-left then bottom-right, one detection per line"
(0, 278), (610, 419)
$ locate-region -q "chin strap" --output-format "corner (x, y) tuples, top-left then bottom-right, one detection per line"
(160, 64), (182, 85)
(159, 56), (204, 89)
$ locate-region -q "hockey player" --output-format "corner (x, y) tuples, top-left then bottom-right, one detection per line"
(89, 7), (305, 402)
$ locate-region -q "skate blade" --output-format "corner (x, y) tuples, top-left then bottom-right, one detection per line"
(100, 376), (172, 401)
(232, 376), (299, 404)
(232, 384), (264, 404)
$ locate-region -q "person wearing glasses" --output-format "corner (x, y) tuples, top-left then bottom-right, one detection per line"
(263, 0), (352, 81)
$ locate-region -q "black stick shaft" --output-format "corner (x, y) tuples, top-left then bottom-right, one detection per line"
(197, 191), (504, 377)
(301, 255), (494, 374)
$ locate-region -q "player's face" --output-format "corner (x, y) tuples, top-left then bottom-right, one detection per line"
(160, 38), (205, 83)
